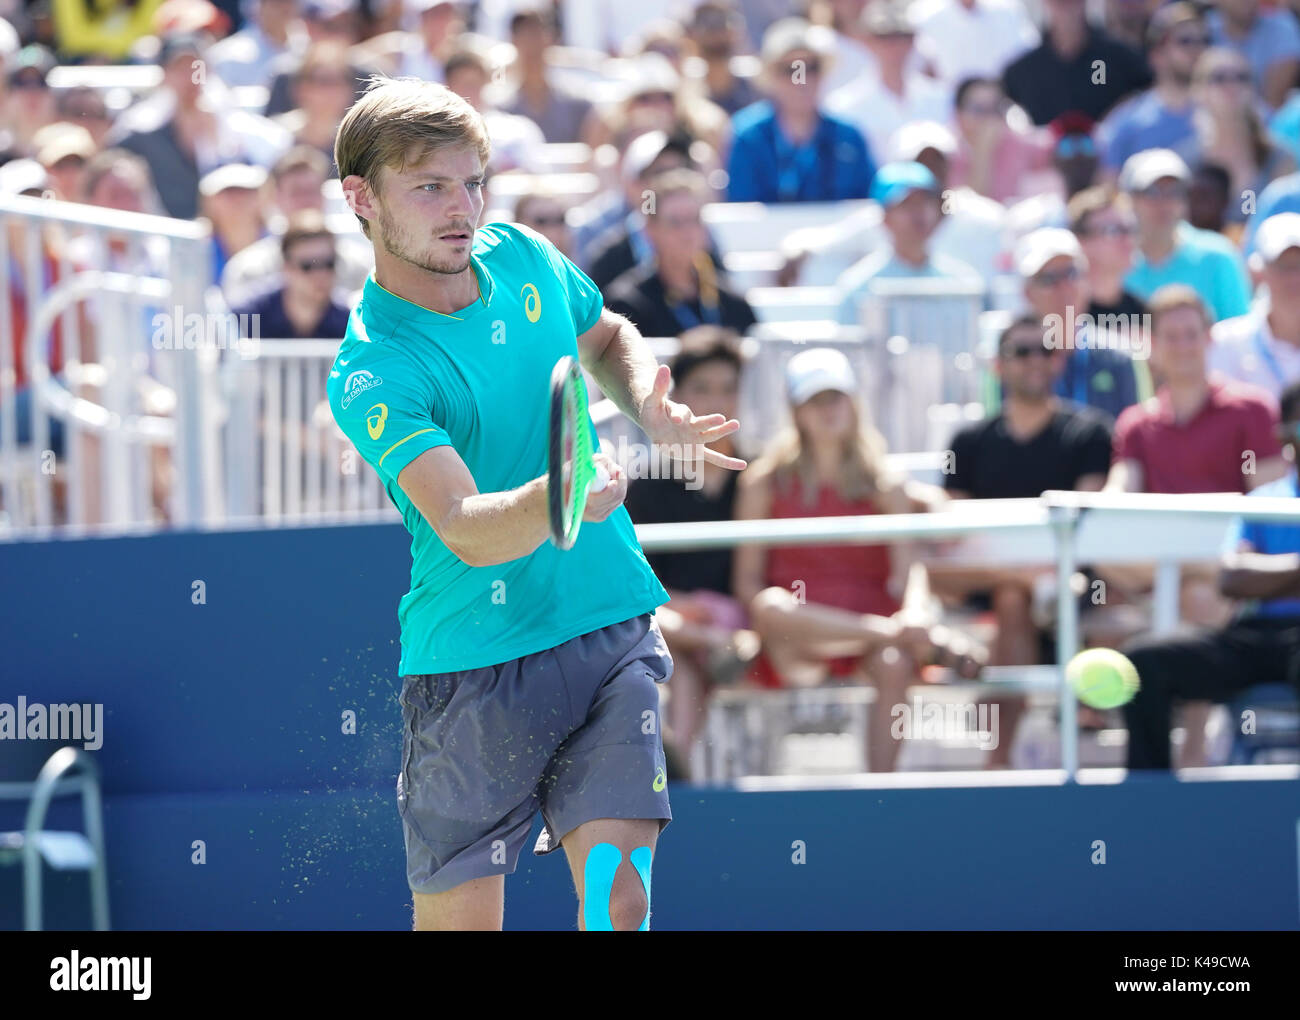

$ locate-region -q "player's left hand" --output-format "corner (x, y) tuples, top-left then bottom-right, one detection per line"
(639, 364), (748, 472)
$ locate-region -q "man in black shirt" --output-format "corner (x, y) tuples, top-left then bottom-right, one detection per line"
(623, 326), (756, 774)
(605, 169), (757, 339)
(935, 314), (1113, 765)
(1002, 0), (1152, 127)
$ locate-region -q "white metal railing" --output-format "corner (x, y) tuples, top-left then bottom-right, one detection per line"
(222, 339), (396, 524)
(0, 194), (214, 534)
(635, 489), (1300, 781)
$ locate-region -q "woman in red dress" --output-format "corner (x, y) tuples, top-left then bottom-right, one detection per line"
(732, 347), (983, 772)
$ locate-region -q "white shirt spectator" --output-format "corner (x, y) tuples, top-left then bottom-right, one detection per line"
(910, 0), (1039, 90)
(561, 0), (677, 54)
(208, 20), (308, 91)
(1210, 305), (1300, 400)
(825, 71), (951, 165)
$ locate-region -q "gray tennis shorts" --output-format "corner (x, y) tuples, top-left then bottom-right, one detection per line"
(396, 612), (674, 895)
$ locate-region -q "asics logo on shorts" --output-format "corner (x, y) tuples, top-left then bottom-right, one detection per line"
(652, 768), (667, 792)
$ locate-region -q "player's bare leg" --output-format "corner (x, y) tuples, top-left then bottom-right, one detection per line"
(412, 874), (504, 931)
(562, 818), (661, 931)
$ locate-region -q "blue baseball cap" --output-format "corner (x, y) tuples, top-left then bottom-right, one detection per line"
(870, 161), (939, 207)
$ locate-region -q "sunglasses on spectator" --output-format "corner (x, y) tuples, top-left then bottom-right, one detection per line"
(1206, 69), (1251, 86)
(962, 102), (1002, 117)
(1031, 265), (1081, 287)
(10, 75), (47, 90)
(529, 213), (566, 227)
(633, 90), (674, 104)
(1140, 181), (1187, 199)
(782, 55), (822, 75)
(1055, 136), (1096, 158)
(303, 73), (351, 87)
(1084, 222), (1136, 238)
(1001, 343), (1054, 359)
(293, 256), (336, 272)
(1170, 34), (1210, 48)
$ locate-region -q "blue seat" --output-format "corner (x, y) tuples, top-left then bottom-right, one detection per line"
(1226, 684), (1300, 765)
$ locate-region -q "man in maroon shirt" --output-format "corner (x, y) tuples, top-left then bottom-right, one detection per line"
(1107, 284), (1286, 494)
(1104, 283), (1287, 763)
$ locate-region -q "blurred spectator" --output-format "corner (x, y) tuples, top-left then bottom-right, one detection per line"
(780, 120), (1009, 286)
(108, 31), (292, 219)
(597, 52), (729, 160)
(1206, 0), (1300, 110)
(1187, 161), (1235, 239)
(1068, 185), (1147, 322)
(199, 163), (270, 279)
(939, 314), (1114, 765)
(1096, 2), (1205, 178)
(1050, 111), (1102, 199)
(444, 46), (544, 173)
(264, 0), (369, 116)
(394, 0), (464, 81)
(512, 189), (573, 258)
(1241, 162), (1300, 253)
(55, 86), (114, 149)
(1017, 226), (1146, 419)
(625, 17), (687, 68)
(910, 0), (1039, 92)
(499, 6), (597, 144)
(623, 326), (756, 768)
(1103, 0), (1160, 52)
(811, 0), (876, 95)
(1212, 212), (1300, 398)
(684, 1), (760, 117)
(1120, 148), (1252, 321)
(209, 0), (308, 90)
(1108, 285), (1285, 495)
(825, 0), (950, 164)
(562, 0), (679, 55)
(605, 168), (755, 337)
(947, 75), (1056, 205)
(269, 40), (357, 172)
(1002, 0), (1152, 127)
(232, 210), (350, 338)
(572, 129), (691, 275)
(31, 122), (95, 202)
(1123, 378), (1300, 771)
(726, 17), (875, 202)
(834, 160), (981, 325)
(1186, 45), (1295, 225)
(221, 145), (371, 307)
(4, 44), (58, 160)
(733, 346), (983, 772)
(151, 0), (231, 39)
(1104, 283), (1285, 758)
(50, 0), (164, 59)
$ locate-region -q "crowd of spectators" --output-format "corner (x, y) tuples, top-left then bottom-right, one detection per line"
(4, 0), (1300, 776)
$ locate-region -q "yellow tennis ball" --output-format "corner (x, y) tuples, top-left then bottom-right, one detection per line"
(1067, 648), (1140, 709)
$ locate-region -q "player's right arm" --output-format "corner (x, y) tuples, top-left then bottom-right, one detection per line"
(395, 446), (624, 568)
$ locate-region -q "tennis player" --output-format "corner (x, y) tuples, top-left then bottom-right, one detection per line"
(327, 77), (746, 931)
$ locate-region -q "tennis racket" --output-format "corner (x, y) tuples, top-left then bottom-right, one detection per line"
(548, 355), (610, 549)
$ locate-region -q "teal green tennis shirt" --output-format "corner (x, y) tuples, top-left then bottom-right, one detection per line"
(327, 222), (668, 675)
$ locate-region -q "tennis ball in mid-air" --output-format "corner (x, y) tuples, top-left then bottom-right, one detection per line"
(1067, 648), (1140, 709)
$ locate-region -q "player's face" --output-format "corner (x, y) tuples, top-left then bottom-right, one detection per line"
(1150, 304), (1209, 382)
(372, 144), (485, 276)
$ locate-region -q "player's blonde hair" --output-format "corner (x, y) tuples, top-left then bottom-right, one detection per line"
(334, 75), (492, 239)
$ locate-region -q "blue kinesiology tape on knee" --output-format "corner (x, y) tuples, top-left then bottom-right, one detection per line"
(630, 845), (653, 932)
(583, 843), (622, 931)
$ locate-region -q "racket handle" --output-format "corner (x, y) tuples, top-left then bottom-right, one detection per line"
(592, 462), (610, 492)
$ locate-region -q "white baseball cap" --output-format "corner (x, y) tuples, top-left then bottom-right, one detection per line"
(1016, 227), (1084, 278)
(889, 120), (957, 162)
(1119, 148), (1190, 193)
(786, 347), (858, 406)
(199, 163), (268, 197)
(1254, 212), (1300, 262)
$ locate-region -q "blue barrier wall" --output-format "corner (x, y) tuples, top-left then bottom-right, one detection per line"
(1, 524), (1297, 929)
